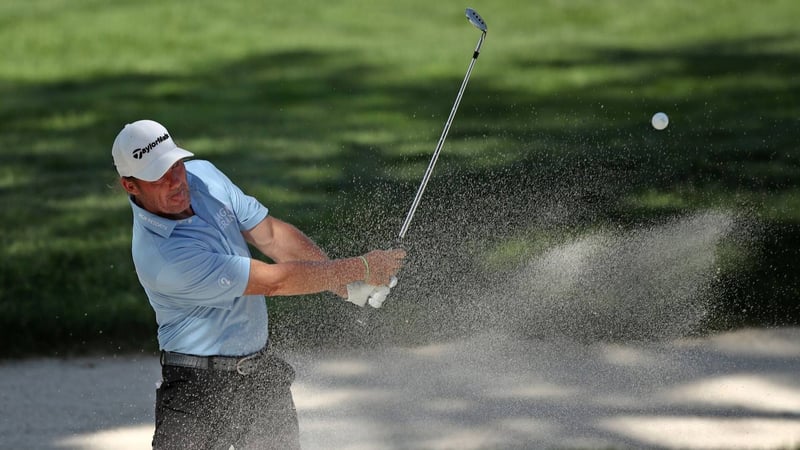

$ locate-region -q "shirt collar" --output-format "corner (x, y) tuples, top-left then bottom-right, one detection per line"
(129, 197), (178, 238)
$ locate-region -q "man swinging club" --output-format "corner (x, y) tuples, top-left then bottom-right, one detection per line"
(112, 119), (406, 449)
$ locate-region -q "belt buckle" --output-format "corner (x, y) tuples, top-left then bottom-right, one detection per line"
(235, 353), (259, 375)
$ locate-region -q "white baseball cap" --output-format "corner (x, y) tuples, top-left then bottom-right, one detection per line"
(112, 120), (194, 181)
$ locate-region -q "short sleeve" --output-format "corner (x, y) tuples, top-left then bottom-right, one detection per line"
(186, 160), (268, 231)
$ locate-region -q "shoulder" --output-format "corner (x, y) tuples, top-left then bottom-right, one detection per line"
(186, 159), (237, 194)
(186, 159), (224, 178)
(186, 159), (240, 188)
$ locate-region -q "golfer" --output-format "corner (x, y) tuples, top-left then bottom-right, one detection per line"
(112, 119), (406, 449)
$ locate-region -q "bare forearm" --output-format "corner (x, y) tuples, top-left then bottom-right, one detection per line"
(244, 257), (366, 297)
(242, 216), (408, 297)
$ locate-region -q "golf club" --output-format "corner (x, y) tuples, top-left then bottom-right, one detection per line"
(397, 8), (488, 241)
(356, 8), (488, 312)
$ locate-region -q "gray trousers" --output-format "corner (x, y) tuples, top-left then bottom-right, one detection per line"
(152, 353), (300, 450)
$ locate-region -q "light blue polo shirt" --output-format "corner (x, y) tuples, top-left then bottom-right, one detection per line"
(129, 160), (269, 356)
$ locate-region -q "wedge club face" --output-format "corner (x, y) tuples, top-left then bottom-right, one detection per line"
(465, 8), (487, 33)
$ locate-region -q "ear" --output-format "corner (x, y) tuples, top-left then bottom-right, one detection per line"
(119, 177), (139, 195)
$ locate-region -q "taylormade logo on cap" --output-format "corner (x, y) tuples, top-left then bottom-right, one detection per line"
(112, 120), (194, 182)
(132, 133), (171, 160)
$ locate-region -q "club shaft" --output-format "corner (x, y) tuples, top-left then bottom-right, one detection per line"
(398, 33), (486, 241)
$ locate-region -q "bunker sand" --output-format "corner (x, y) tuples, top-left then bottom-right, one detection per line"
(1, 328), (798, 449)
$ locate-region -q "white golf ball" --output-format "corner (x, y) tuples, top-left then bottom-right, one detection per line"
(651, 112), (669, 130)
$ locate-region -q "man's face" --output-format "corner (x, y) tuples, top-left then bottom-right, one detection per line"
(121, 160), (191, 219)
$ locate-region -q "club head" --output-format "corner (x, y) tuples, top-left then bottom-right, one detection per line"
(465, 8), (487, 33)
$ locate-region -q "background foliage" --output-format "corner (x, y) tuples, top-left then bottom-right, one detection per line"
(1, 0), (798, 357)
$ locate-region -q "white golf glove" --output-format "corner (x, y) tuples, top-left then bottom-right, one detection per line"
(345, 276), (398, 308)
(367, 276), (398, 308)
(345, 281), (374, 307)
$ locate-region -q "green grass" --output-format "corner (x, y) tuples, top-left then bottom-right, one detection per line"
(1, 0), (799, 356)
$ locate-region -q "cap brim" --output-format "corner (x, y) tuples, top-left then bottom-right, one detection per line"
(135, 147), (195, 182)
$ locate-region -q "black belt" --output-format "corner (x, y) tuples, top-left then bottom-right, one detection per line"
(160, 347), (268, 375)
